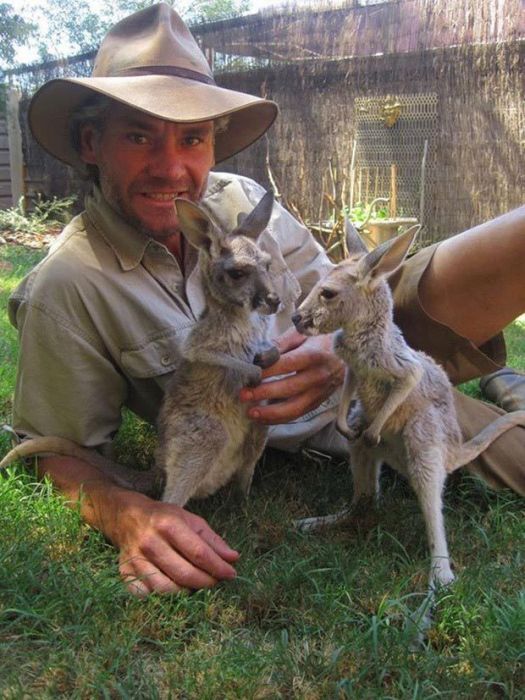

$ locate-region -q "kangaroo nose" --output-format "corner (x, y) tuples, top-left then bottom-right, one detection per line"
(291, 312), (302, 327)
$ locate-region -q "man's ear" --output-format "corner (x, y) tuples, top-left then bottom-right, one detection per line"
(175, 199), (215, 251)
(78, 124), (99, 166)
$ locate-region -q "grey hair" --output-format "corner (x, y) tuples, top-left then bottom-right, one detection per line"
(69, 95), (112, 181)
(69, 95), (113, 157)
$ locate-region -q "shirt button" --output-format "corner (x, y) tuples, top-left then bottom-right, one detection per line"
(161, 354), (171, 366)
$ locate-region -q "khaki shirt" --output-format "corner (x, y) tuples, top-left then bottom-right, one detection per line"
(9, 173), (338, 450)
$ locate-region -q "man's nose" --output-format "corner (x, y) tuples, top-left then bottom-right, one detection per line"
(150, 138), (188, 179)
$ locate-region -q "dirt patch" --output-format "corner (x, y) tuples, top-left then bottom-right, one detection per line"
(0, 226), (62, 250)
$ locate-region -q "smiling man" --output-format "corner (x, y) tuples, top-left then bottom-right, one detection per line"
(80, 106), (216, 252)
(7, 3), (525, 597)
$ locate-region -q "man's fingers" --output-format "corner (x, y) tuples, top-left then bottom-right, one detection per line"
(124, 577), (150, 598)
(248, 388), (326, 424)
(120, 554), (186, 596)
(162, 520), (238, 583)
(144, 536), (224, 590)
(273, 327), (306, 354)
(260, 346), (329, 379)
(246, 366), (337, 402)
(190, 518), (240, 564)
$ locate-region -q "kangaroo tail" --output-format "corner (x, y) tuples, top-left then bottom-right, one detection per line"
(0, 436), (163, 497)
(452, 410), (525, 470)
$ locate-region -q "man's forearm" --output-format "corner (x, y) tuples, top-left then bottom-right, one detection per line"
(37, 454), (139, 546)
(36, 455), (240, 596)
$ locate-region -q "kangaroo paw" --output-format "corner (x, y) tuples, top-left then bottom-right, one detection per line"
(253, 345), (280, 369)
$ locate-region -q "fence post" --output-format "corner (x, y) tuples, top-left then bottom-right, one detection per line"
(6, 88), (24, 208)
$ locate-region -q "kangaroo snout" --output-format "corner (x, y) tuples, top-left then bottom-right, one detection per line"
(292, 310), (312, 334)
(291, 311), (302, 327)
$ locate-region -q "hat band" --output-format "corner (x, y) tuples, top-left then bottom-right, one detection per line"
(112, 65), (216, 85)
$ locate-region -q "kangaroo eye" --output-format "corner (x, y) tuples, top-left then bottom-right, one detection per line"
(227, 268), (247, 280)
(320, 288), (338, 300)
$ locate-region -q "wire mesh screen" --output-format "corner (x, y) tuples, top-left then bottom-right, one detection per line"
(351, 93), (438, 242)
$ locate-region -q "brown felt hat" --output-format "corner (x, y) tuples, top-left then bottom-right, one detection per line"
(28, 2), (278, 169)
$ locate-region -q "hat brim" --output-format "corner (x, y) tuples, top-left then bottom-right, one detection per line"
(28, 74), (278, 168)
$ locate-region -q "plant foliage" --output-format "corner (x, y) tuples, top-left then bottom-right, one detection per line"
(0, 195), (76, 235)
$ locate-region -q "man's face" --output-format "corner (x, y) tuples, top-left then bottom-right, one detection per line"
(79, 103), (215, 239)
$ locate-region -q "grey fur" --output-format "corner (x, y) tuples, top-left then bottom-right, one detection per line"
(1, 191), (280, 505)
(292, 221), (525, 590)
(156, 190), (280, 504)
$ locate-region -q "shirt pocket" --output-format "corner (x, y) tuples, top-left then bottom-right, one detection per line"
(120, 330), (189, 379)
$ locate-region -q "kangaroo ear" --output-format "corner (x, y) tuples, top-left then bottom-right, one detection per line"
(344, 218), (368, 256)
(234, 190), (274, 240)
(358, 224), (421, 287)
(175, 198), (216, 251)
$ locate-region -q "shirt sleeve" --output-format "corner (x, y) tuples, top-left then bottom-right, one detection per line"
(270, 199), (334, 301)
(236, 175), (334, 299)
(11, 300), (127, 449)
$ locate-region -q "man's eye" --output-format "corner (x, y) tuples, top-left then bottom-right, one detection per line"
(127, 133), (149, 145)
(320, 288), (337, 300)
(227, 269), (246, 280)
(184, 136), (202, 147)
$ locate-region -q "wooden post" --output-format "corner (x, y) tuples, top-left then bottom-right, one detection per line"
(419, 139), (428, 229)
(390, 163), (397, 218)
(348, 138), (357, 211)
(6, 88), (24, 208)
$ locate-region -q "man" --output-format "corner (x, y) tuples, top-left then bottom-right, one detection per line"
(8, 4), (525, 597)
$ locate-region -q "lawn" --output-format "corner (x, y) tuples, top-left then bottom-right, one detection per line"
(0, 243), (523, 699)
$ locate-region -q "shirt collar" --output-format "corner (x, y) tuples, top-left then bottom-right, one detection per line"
(83, 187), (154, 271)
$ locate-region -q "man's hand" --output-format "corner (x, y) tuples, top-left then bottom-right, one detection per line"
(239, 327), (345, 424)
(114, 492), (239, 597)
(39, 455), (239, 597)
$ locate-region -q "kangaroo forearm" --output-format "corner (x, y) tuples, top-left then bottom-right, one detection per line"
(37, 455), (136, 545)
(337, 368), (357, 435)
(368, 368), (422, 434)
(192, 349), (255, 375)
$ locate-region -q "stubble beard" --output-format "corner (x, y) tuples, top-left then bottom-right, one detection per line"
(100, 172), (209, 241)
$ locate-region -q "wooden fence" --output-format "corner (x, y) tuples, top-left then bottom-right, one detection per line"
(2, 0), (523, 243)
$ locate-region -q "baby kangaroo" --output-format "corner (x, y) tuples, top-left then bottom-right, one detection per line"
(1, 191), (280, 506)
(155, 190), (280, 504)
(292, 221), (525, 590)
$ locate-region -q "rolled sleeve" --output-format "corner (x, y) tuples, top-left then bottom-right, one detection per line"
(272, 204), (334, 300)
(11, 301), (126, 449)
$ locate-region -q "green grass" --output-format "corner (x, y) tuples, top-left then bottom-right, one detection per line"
(1, 244), (524, 699)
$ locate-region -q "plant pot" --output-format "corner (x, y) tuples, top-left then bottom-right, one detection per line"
(359, 217), (418, 249)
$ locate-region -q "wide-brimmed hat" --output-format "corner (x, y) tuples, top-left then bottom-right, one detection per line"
(28, 2), (278, 169)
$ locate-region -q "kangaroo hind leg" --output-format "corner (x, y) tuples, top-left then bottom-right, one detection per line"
(406, 440), (454, 590)
(235, 425), (267, 498)
(158, 416), (228, 506)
